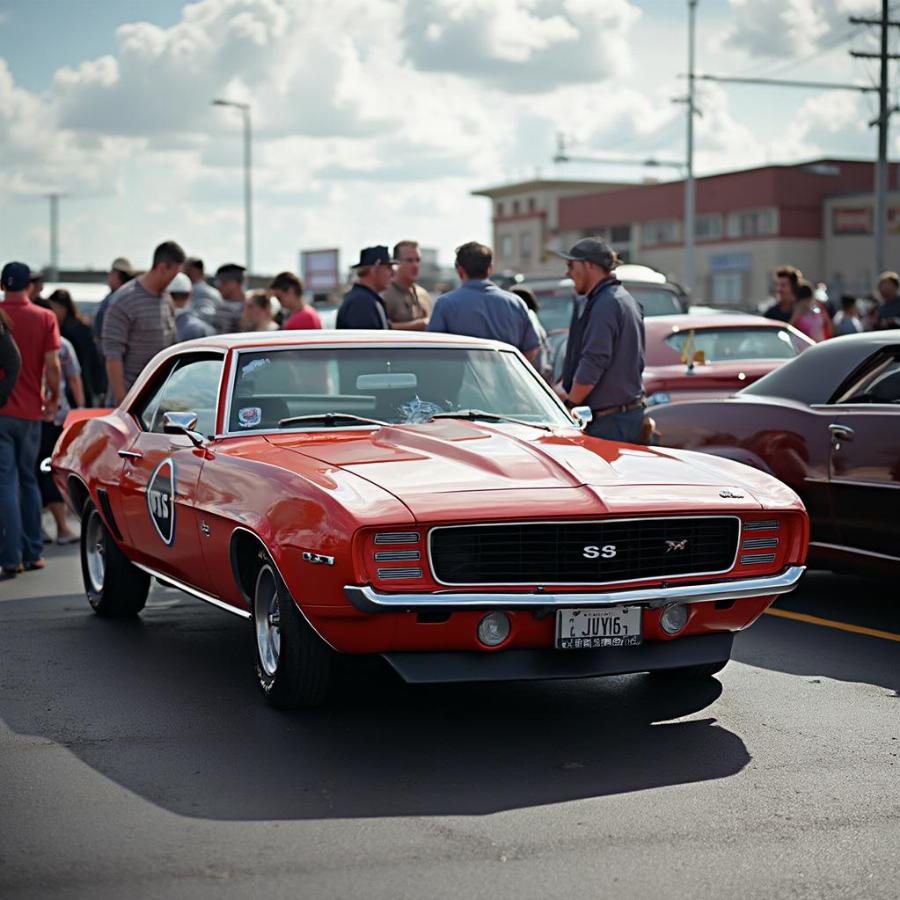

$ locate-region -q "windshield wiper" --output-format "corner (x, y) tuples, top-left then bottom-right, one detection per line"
(429, 409), (552, 431)
(278, 413), (388, 428)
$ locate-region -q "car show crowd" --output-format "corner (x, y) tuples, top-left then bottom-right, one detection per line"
(1, 234), (899, 582)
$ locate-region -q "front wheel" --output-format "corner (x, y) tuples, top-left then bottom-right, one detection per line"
(252, 558), (334, 709)
(80, 501), (150, 617)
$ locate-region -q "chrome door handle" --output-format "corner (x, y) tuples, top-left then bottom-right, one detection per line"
(828, 424), (854, 441)
(117, 449), (143, 460)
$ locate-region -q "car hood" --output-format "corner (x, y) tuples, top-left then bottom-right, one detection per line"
(266, 421), (781, 522)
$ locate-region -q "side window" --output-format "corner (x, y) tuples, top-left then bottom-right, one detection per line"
(836, 352), (900, 405)
(136, 357), (223, 435)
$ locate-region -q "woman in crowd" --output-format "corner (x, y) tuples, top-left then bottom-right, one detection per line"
(0, 308), (22, 409)
(36, 337), (83, 544)
(48, 289), (105, 406)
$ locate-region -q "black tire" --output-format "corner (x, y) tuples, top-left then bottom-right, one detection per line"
(252, 555), (334, 709)
(80, 500), (150, 617)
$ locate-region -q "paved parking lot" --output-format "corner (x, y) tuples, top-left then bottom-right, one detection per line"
(1, 543), (898, 899)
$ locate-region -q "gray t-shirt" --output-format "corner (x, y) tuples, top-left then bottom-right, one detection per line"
(101, 278), (176, 391)
(190, 280), (222, 322)
(427, 279), (539, 354)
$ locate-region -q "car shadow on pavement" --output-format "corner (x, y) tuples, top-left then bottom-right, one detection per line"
(732, 572), (900, 696)
(0, 592), (751, 821)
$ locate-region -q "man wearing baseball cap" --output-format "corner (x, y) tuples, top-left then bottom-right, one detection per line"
(0, 261), (62, 579)
(336, 246), (395, 330)
(554, 237), (646, 443)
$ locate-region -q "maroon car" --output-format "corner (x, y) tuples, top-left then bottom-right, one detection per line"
(643, 315), (814, 406)
(651, 332), (900, 576)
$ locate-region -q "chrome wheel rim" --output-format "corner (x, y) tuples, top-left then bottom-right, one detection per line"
(85, 509), (105, 594)
(254, 565), (280, 677)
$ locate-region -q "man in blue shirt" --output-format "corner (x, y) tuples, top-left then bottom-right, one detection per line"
(336, 246), (395, 329)
(555, 238), (646, 443)
(427, 242), (540, 362)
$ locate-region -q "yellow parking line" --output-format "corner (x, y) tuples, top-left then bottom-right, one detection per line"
(765, 607), (900, 643)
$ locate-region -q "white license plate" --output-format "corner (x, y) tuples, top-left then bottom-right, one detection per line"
(555, 607), (643, 650)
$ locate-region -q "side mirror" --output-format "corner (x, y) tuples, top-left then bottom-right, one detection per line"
(162, 411), (205, 448)
(571, 406), (593, 430)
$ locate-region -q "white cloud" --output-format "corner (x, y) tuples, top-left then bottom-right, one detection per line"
(403, 0), (642, 92)
(725, 0), (875, 58)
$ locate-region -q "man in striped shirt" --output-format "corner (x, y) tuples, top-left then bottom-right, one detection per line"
(102, 241), (185, 404)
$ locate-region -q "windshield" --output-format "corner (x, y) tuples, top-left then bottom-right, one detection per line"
(629, 286), (684, 316)
(227, 346), (572, 432)
(653, 327), (803, 365)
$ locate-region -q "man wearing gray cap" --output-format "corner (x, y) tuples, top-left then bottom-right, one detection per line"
(555, 238), (646, 443)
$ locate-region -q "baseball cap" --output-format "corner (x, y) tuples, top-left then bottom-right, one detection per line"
(553, 237), (617, 270)
(215, 263), (246, 281)
(1, 261), (32, 292)
(111, 257), (134, 275)
(166, 272), (192, 295)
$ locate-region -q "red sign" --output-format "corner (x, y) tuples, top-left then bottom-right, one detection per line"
(832, 207), (871, 235)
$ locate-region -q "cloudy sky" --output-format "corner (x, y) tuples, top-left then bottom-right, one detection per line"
(0, 0), (893, 276)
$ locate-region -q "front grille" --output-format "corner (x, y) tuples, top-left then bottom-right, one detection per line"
(430, 517), (740, 585)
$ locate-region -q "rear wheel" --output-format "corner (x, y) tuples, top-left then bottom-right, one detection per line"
(252, 557), (334, 709)
(80, 501), (150, 617)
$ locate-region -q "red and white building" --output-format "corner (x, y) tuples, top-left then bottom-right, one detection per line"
(474, 159), (900, 305)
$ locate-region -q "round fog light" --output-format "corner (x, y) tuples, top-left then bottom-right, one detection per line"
(477, 612), (511, 647)
(660, 603), (689, 635)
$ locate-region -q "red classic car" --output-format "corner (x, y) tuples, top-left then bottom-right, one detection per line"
(642, 314), (815, 406)
(650, 331), (900, 577)
(52, 331), (809, 708)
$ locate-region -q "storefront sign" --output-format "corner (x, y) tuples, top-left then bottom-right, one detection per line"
(710, 252), (752, 272)
(832, 207), (871, 235)
(301, 248), (340, 292)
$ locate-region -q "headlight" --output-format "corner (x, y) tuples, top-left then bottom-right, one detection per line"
(647, 392), (671, 407)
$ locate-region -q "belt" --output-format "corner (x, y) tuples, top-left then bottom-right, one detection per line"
(592, 398), (645, 418)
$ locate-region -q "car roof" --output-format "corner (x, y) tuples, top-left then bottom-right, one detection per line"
(174, 329), (517, 353)
(645, 313), (796, 333)
(741, 331), (900, 404)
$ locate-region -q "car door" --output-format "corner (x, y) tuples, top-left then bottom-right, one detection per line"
(826, 349), (900, 559)
(118, 353), (224, 588)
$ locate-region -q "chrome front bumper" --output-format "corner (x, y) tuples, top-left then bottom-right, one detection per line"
(344, 565), (806, 613)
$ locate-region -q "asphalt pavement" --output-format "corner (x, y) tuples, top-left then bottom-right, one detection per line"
(1, 540), (898, 900)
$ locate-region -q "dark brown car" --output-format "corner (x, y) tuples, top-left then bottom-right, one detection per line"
(651, 332), (900, 576)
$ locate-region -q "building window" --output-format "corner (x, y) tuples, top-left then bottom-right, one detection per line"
(500, 234), (514, 260)
(512, 199), (521, 215)
(528, 197), (536, 212)
(496, 201), (504, 218)
(727, 208), (777, 238)
(710, 272), (743, 305)
(610, 224), (631, 243)
(642, 219), (679, 246)
(520, 232), (533, 260)
(695, 214), (722, 241)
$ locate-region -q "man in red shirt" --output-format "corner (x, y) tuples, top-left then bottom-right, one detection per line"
(269, 271), (322, 330)
(0, 262), (61, 579)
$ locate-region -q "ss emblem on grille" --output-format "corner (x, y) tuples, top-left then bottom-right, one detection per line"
(665, 539), (688, 552)
(583, 544), (617, 559)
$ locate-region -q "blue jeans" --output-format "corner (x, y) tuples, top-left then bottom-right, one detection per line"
(585, 407), (645, 444)
(0, 415), (44, 569)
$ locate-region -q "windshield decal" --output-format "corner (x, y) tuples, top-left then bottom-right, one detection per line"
(238, 407), (263, 428)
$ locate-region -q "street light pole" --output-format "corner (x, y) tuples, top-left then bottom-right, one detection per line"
(47, 192), (63, 281)
(212, 99), (253, 275)
(684, 0), (698, 296)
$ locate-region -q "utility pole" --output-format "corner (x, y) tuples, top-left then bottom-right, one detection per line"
(684, 0), (698, 296)
(850, 1), (900, 278)
(46, 192), (62, 281)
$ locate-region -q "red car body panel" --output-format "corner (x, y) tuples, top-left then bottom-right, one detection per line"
(52, 331), (810, 669)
